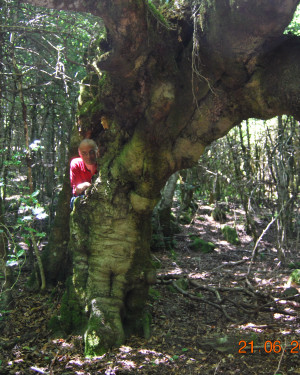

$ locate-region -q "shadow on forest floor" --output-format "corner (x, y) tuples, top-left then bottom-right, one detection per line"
(1, 202), (300, 374)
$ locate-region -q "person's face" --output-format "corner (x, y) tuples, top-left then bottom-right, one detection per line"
(79, 144), (97, 166)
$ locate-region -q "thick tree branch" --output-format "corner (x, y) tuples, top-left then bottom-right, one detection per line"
(243, 37), (300, 120)
(169, 1), (300, 171)
(197, 0), (300, 77)
(21, 0), (151, 76)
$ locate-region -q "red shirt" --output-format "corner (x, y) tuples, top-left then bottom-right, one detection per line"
(70, 157), (97, 196)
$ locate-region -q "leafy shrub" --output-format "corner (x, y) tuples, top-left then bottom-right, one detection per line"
(221, 225), (240, 245)
(212, 206), (226, 223)
(188, 235), (215, 253)
(148, 287), (161, 301)
(290, 269), (300, 285)
(178, 211), (192, 224)
(288, 262), (300, 269)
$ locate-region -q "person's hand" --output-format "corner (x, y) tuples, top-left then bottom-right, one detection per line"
(75, 182), (91, 195)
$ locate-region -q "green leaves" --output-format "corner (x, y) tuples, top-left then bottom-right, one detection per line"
(18, 190), (48, 221)
(3, 152), (23, 167)
(169, 348), (189, 362)
(285, 3), (300, 36)
(12, 190), (48, 259)
(6, 248), (25, 267)
(290, 269), (300, 284)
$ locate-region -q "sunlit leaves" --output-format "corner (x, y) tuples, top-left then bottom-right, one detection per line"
(285, 3), (300, 36)
(31, 206), (47, 220)
(18, 190), (48, 221)
(29, 140), (44, 151)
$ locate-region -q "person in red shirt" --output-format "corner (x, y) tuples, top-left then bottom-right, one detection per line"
(70, 139), (98, 207)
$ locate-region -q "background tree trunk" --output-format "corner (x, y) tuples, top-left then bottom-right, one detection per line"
(0, 197), (13, 309)
(157, 172), (179, 238)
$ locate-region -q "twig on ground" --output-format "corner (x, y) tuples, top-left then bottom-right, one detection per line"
(273, 339), (286, 375)
(214, 360), (222, 374)
(247, 215), (277, 276)
(247, 201), (291, 276)
(212, 259), (247, 271)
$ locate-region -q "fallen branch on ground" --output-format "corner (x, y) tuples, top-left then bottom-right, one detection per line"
(157, 274), (298, 323)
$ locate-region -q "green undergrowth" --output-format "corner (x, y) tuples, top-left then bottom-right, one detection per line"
(221, 225), (240, 245)
(188, 235), (216, 253)
(48, 277), (87, 336)
(289, 269), (300, 285)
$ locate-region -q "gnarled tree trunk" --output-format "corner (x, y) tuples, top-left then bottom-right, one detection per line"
(70, 179), (157, 354)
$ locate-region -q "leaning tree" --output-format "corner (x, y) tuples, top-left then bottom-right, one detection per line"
(21, 0), (300, 355)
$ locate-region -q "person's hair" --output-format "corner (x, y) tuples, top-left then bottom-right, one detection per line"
(78, 139), (98, 151)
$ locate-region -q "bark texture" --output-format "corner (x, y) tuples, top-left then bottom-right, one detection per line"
(22, 0), (300, 354)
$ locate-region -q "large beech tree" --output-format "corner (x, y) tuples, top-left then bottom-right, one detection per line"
(22, 0), (300, 355)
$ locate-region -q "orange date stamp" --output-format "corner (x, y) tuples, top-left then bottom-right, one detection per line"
(238, 340), (300, 354)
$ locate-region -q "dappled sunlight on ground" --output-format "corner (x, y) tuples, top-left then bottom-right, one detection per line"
(1, 202), (300, 374)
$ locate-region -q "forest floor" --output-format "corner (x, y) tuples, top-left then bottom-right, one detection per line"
(1, 202), (300, 374)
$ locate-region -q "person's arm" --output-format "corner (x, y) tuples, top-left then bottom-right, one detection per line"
(74, 181), (91, 195)
(70, 160), (90, 196)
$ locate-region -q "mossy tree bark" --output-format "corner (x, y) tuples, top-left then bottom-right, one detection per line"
(70, 174), (158, 355)
(22, 0), (300, 354)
